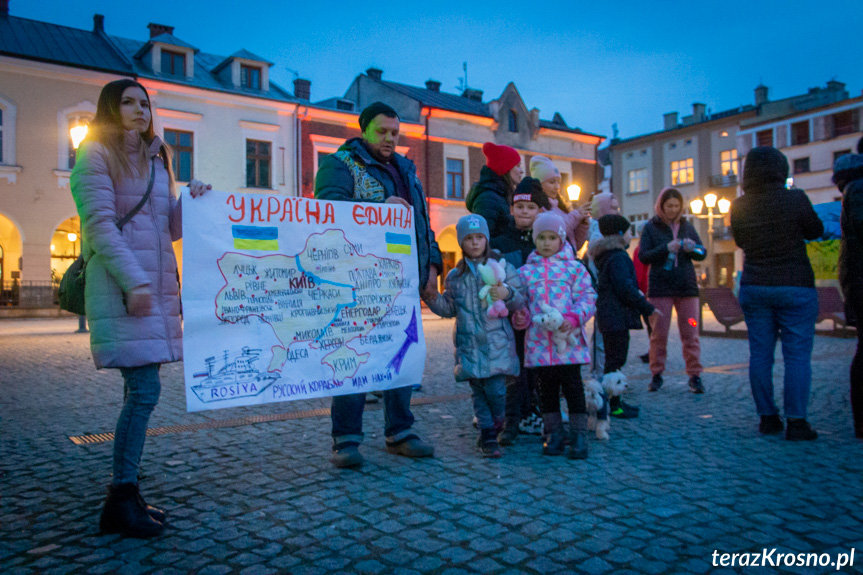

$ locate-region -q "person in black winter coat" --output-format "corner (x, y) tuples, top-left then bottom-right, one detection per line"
(466, 142), (524, 240)
(638, 187), (707, 394)
(491, 177), (549, 268)
(731, 146), (823, 441)
(590, 215), (659, 417)
(832, 149), (863, 439)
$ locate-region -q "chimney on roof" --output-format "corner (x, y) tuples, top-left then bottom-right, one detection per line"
(692, 102), (706, 123)
(827, 79), (846, 93)
(663, 112), (678, 130)
(147, 23), (175, 38)
(93, 14), (104, 33)
(425, 80), (441, 92)
(754, 84), (769, 106)
(462, 88), (483, 102)
(1, 0), (9, 17)
(366, 67), (383, 81)
(293, 78), (311, 101)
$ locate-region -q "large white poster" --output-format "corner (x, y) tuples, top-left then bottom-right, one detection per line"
(181, 190), (426, 412)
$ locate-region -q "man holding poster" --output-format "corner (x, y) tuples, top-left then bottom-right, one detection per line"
(316, 101), (442, 468)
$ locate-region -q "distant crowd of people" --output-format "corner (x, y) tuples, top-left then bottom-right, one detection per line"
(70, 78), (861, 539)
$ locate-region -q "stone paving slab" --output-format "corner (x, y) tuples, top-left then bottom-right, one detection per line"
(1, 314), (862, 574)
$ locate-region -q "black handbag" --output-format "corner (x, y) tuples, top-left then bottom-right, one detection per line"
(59, 158), (156, 315)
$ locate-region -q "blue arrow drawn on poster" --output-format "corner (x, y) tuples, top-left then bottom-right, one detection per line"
(387, 307), (418, 374)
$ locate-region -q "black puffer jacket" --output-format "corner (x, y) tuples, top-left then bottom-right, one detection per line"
(638, 217), (705, 298)
(466, 165), (514, 240)
(590, 235), (655, 332)
(834, 153), (863, 299)
(491, 225), (534, 269)
(731, 147), (823, 288)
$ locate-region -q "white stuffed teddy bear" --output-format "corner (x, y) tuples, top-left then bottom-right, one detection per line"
(532, 302), (578, 354)
(477, 258), (509, 318)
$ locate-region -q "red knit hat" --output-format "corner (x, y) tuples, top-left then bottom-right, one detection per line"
(482, 142), (521, 176)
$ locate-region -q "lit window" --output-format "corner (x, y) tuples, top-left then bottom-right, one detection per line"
(508, 109), (518, 132)
(161, 50), (186, 76)
(720, 149), (738, 176)
(628, 168), (648, 194)
(246, 139), (271, 188)
(241, 65), (261, 90)
(670, 158), (694, 185)
(164, 129), (193, 181)
(445, 158), (464, 199)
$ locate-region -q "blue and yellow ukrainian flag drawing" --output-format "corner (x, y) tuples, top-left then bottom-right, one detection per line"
(386, 232), (411, 255)
(232, 225), (279, 251)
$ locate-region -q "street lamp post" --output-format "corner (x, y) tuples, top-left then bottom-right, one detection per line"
(71, 124), (88, 333)
(689, 193), (731, 288)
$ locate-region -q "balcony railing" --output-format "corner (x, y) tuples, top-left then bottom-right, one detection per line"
(710, 174), (738, 188)
(1, 280), (60, 307)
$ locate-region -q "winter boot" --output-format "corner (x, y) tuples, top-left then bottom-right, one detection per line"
(479, 428), (502, 458)
(786, 418), (818, 441)
(542, 412), (566, 456)
(135, 485), (166, 523)
(99, 483), (163, 539)
(498, 416), (520, 446)
(568, 413), (589, 459)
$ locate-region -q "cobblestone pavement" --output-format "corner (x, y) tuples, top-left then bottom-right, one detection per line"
(1, 314), (862, 575)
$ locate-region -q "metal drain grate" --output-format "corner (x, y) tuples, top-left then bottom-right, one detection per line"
(69, 393), (471, 445)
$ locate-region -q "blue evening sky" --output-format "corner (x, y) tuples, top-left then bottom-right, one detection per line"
(14, 0), (862, 141)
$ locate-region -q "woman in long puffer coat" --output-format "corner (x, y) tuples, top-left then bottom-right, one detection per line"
(71, 79), (210, 538)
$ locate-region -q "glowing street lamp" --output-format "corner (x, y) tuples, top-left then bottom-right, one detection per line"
(567, 184), (581, 202)
(70, 124), (88, 149)
(689, 193), (731, 288)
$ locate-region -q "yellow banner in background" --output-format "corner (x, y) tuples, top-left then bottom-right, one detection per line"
(807, 240), (839, 281)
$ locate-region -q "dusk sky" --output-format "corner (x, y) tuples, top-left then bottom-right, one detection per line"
(15, 0), (863, 141)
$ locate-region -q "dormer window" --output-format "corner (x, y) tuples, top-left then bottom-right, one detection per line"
(508, 109), (518, 132)
(241, 65), (261, 90)
(161, 50), (186, 76)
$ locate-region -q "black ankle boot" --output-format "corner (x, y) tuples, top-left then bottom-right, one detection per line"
(100, 483), (164, 538)
(568, 414), (589, 460)
(137, 489), (166, 523)
(542, 412), (566, 456)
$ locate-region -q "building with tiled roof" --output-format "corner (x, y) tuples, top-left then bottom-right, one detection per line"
(0, 6), (303, 309)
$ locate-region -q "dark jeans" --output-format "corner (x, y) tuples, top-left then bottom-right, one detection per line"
(469, 375), (507, 430)
(115, 364), (161, 486)
(850, 286), (863, 431)
(331, 386), (415, 449)
(739, 285), (818, 418)
(534, 364), (586, 415)
(505, 329), (538, 422)
(602, 330), (630, 374)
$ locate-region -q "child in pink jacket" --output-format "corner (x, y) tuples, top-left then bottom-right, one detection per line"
(517, 212), (596, 458)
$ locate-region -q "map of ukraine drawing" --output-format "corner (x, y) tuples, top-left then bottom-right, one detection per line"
(214, 229), (411, 383)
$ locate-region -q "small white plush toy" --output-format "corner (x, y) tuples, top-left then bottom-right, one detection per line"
(532, 302), (578, 354)
(477, 258), (509, 318)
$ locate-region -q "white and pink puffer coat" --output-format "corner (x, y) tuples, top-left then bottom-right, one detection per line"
(70, 131), (182, 369)
(518, 243), (596, 368)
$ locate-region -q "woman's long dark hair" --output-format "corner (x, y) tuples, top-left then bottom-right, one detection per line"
(87, 79), (174, 186)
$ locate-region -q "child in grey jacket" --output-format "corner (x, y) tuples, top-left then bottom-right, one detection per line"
(427, 214), (525, 457)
